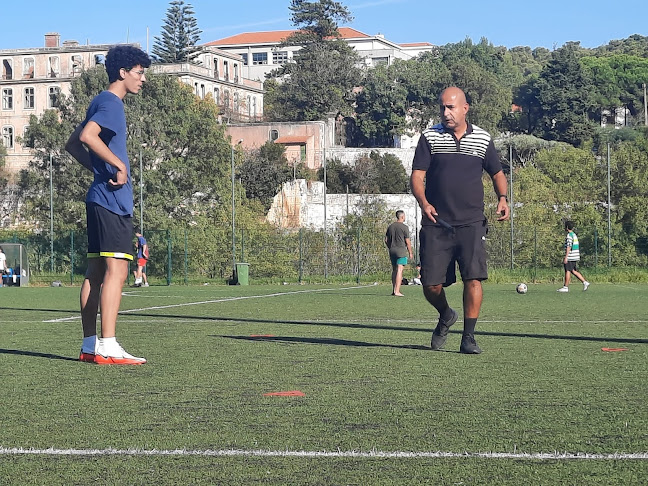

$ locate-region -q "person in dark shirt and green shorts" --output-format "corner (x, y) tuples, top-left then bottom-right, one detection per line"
(385, 210), (413, 297)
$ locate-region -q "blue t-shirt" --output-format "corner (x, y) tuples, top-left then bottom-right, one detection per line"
(83, 91), (133, 216)
(137, 235), (147, 259)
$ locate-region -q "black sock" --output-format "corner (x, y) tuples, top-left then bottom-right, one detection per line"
(440, 306), (454, 322)
(463, 318), (477, 335)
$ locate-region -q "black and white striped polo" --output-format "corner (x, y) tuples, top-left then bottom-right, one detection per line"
(412, 123), (502, 226)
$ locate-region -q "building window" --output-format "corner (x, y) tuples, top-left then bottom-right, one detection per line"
(23, 58), (34, 79)
(223, 90), (230, 108)
(252, 52), (268, 65)
(213, 58), (219, 78)
(23, 125), (30, 138)
(241, 53), (248, 65)
(270, 129), (279, 141)
(2, 59), (13, 80)
(224, 61), (229, 81)
(272, 51), (288, 64)
(2, 88), (12, 110)
(24, 87), (35, 109)
(71, 55), (83, 75)
(48, 56), (60, 78)
(247, 96), (251, 118)
(234, 64), (239, 83)
(372, 57), (389, 67)
(48, 86), (60, 108)
(300, 145), (306, 162)
(253, 98), (257, 118)
(2, 126), (14, 149)
(233, 92), (239, 113)
(201, 84), (205, 99)
(214, 87), (220, 103)
(94, 54), (105, 65)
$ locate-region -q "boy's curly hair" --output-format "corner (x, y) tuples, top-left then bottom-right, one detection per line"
(105, 45), (151, 83)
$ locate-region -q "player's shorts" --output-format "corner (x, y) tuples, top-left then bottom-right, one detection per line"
(419, 220), (488, 287)
(564, 261), (579, 272)
(390, 255), (408, 266)
(137, 258), (148, 267)
(86, 202), (134, 260)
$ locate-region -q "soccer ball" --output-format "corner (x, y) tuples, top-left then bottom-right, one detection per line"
(516, 283), (528, 294)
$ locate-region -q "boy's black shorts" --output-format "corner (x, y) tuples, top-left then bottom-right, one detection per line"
(419, 220), (488, 287)
(86, 202), (134, 260)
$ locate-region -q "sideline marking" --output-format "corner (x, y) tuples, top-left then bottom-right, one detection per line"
(0, 446), (646, 460)
(43, 285), (376, 323)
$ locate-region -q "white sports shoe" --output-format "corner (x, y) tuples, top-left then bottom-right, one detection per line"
(95, 341), (146, 365)
(143, 282), (149, 287)
(583, 281), (590, 291)
(557, 286), (569, 293)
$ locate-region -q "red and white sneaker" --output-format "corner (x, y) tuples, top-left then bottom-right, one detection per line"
(94, 342), (147, 365)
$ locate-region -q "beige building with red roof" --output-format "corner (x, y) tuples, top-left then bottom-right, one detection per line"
(205, 27), (434, 81)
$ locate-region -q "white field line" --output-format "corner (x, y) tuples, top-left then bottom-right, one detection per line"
(0, 446), (646, 460)
(43, 285), (377, 323)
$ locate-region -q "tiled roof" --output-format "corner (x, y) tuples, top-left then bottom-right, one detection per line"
(205, 27), (370, 46)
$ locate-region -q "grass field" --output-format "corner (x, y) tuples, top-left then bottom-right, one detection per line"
(0, 282), (646, 485)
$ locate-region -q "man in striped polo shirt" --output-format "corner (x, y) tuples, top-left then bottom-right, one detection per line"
(411, 87), (509, 354)
(557, 221), (590, 292)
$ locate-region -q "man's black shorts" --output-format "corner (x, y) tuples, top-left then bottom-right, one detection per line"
(86, 202), (134, 260)
(419, 220), (488, 287)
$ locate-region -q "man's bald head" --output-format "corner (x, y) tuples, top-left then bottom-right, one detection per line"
(439, 87), (469, 134)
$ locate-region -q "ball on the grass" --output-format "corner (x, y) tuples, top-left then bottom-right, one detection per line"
(516, 283), (528, 294)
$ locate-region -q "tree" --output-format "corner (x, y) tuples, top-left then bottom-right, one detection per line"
(520, 43), (597, 146)
(264, 0), (362, 121)
(238, 142), (295, 210)
(152, 0), (202, 63)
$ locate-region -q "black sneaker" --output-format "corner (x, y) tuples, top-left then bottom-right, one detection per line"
(460, 334), (482, 354)
(430, 308), (458, 350)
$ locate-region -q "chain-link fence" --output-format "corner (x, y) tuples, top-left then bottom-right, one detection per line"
(1, 222), (646, 286)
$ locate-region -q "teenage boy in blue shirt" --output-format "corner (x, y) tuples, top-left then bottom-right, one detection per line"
(66, 45), (150, 365)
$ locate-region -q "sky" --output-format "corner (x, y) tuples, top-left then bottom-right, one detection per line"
(1, 0), (646, 52)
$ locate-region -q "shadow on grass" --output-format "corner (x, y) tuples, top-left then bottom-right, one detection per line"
(216, 334), (432, 351)
(0, 348), (78, 362)
(140, 312), (648, 345)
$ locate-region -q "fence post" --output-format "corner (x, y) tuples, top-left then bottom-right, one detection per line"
(167, 229), (172, 286)
(70, 230), (75, 286)
(356, 225), (361, 284)
(533, 227), (537, 283)
(298, 228), (303, 283)
(594, 228), (598, 268)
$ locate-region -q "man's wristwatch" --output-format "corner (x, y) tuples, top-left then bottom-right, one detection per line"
(498, 195), (508, 202)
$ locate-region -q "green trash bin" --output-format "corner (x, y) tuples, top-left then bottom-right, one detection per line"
(235, 262), (249, 285)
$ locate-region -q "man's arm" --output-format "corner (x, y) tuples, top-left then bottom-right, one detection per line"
(65, 124), (93, 172)
(411, 169), (438, 223)
(405, 237), (413, 259)
(491, 171), (510, 221)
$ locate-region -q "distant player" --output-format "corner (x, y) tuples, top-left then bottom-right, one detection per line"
(133, 231), (149, 287)
(385, 210), (413, 296)
(557, 221), (590, 292)
(65, 45), (151, 365)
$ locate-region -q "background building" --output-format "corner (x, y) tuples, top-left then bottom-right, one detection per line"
(205, 27), (434, 82)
